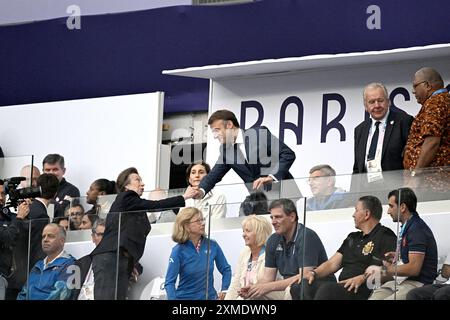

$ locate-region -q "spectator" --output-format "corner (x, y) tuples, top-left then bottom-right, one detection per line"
(19, 165), (41, 188)
(53, 217), (69, 231)
(239, 191), (268, 216)
(353, 82), (413, 174)
(17, 223), (75, 300)
(85, 179), (116, 216)
(296, 196), (396, 300)
(42, 154), (80, 217)
(91, 219), (105, 246)
(369, 188), (438, 300)
(225, 215), (274, 300)
(79, 213), (99, 230)
(306, 164), (350, 211)
(407, 252), (450, 300)
(65, 204), (84, 230)
(90, 167), (196, 300)
(0, 179), (30, 300)
(184, 161), (226, 219)
(404, 67), (449, 192)
(6, 173), (59, 299)
(165, 207), (231, 300)
(239, 199), (334, 299)
(73, 219), (106, 300)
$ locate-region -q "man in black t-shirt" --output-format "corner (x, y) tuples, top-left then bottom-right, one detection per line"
(294, 195), (396, 300)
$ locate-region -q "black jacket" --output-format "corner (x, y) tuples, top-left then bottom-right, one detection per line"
(353, 110), (413, 173)
(91, 190), (185, 262)
(5, 200), (49, 290)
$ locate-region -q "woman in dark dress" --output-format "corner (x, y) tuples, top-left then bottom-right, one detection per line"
(90, 167), (197, 300)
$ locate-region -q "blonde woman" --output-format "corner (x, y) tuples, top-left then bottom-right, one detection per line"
(225, 215), (275, 300)
(165, 207), (231, 300)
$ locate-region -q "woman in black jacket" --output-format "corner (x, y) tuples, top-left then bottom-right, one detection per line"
(90, 167), (197, 300)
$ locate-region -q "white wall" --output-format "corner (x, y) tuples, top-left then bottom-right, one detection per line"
(203, 57), (450, 208)
(0, 92), (166, 194)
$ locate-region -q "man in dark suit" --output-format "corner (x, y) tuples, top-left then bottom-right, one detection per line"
(197, 109), (301, 200)
(5, 173), (58, 299)
(351, 83), (413, 199)
(353, 83), (413, 174)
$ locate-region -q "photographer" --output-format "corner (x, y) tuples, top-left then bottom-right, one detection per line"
(5, 174), (58, 299)
(0, 179), (31, 300)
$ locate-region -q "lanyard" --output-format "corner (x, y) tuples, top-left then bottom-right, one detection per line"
(431, 88), (447, 96)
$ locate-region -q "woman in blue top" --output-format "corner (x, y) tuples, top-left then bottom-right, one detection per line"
(165, 207), (231, 300)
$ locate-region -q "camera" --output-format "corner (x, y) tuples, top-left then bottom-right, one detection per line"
(2, 176), (42, 210)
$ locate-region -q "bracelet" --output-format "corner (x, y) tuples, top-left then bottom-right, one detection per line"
(310, 270), (317, 277)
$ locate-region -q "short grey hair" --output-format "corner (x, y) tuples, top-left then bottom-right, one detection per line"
(45, 223), (66, 239)
(309, 164), (336, 185)
(363, 82), (390, 106)
(92, 218), (106, 234)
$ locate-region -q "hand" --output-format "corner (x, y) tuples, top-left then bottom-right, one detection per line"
(364, 265), (382, 284)
(17, 201), (30, 220)
(183, 186), (200, 200)
(339, 275), (366, 293)
(192, 187), (205, 199)
(383, 251), (396, 264)
(238, 286), (250, 299)
(245, 283), (270, 299)
(216, 291), (226, 300)
(252, 176), (273, 190)
(307, 272), (316, 285)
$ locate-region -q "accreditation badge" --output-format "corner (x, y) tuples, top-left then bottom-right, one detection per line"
(367, 150), (383, 183)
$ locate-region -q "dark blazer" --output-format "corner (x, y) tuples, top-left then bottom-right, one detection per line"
(70, 254), (92, 300)
(200, 126), (296, 194)
(91, 190), (185, 262)
(353, 110), (413, 173)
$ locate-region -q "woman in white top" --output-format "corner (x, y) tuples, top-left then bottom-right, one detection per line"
(184, 161), (227, 219)
(225, 215), (284, 300)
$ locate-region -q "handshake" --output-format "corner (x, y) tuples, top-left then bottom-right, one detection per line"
(183, 186), (204, 200)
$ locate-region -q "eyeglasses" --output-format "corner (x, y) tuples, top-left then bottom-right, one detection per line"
(189, 217), (206, 224)
(413, 81), (427, 90)
(93, 232), (104, 236)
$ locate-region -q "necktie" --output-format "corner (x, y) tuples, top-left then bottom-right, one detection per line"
(367, 121), (381, 161)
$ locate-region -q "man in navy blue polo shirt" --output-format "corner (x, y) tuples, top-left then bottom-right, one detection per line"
(239, 198), (334, 299)
(369, 187), (438, 300)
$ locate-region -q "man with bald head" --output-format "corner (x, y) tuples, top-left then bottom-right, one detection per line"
(19, 165), (41, 188)
(404, 68), (449, 173)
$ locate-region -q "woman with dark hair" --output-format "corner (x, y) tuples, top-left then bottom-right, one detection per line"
(85, 178), (116, 215)
(91, 167), (197, 300)
(183, 161), (227, 220)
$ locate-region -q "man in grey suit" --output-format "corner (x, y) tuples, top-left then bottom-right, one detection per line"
(351, 83), (413, 197)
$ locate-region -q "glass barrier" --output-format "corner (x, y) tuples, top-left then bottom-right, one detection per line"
(29, 166), (447, 300)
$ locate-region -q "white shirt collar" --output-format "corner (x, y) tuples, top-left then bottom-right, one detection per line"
(43, 249), (65, 268)
(235, 129), (244, 144)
